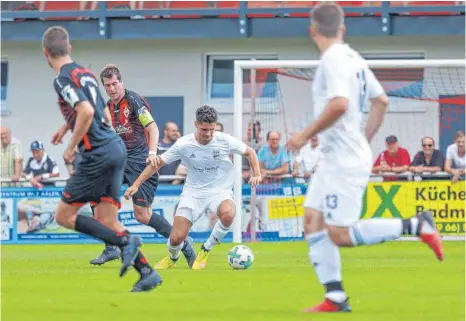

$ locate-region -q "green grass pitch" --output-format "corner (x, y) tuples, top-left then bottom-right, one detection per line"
(2, 241), (464, 321)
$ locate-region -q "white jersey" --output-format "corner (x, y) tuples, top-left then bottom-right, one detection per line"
(160, 132), (247, 196)
(446, 143), (466, 169)
(313, 43), (385, 172)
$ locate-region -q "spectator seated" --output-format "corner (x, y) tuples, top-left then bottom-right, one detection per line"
(409, 136), (445, 175)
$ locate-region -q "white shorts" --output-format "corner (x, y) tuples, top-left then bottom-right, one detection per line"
(176, 190), (234, 223)
(303, 170), (370, 227)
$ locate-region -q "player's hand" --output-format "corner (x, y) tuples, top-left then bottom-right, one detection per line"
(124, 185), (139, 200)
(146, 153), (158, 167)
(285, 132), (307, 152)
(63, 147), (75, 164)
(249, 175), (262, 187)
(51, 124), (68, 145)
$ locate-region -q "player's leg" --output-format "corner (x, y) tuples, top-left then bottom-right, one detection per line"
(301, 173), (351, 313)
(154, 213), (193, 270)
(89, 204), (120, 266)
(321, 174), (443, 260)
(192, 193), (234, 270)
(131, 171), (196, 267)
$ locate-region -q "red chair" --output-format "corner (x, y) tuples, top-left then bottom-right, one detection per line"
(217, 1), (239, 18)
(169, 1), (209, 19)
(247, 1), (276, 18)
(405, 1), (458, 16)
(39, 1), (81, 21)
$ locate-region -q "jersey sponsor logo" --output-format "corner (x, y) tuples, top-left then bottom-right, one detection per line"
(114, 124), (132, 135)
(60, 85), (80, 107)
(123, 105), (130, 118)
(192, 165), (220, 173)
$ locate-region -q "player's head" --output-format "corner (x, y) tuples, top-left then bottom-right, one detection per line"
(195, 105), (218, 144)
(30, 140), (45, 161)
(266, 131), (281, 149)
(421, 136), (435, 156)
(164, 121), (179, 142)
(100, 64), (125, 102)
(215, 122), (224, 132)
(0, 126), (11, 147)
(42, 26), (72, 68)
(309, 3), (345, 48)
(385, 135), (398, 153)
(454, 130), (465, 151)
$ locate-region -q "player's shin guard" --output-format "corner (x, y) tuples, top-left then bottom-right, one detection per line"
(203, 220), (230, 251)
(307, 231), (347, 303)
(148, 213), (172, 239)
(167, 238), (183, 261)
(75, 216), (129, 246)
(349, 219), (404, 246)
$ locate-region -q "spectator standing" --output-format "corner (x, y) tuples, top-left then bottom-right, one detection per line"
(1, 126), (23, 183)
(292, 136), (322, 178)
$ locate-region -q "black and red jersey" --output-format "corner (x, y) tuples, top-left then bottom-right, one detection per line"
(54, 62), (117, 152)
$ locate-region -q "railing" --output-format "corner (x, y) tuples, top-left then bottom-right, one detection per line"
(1, 2), (464, 39)
(1, 172), (461, 188)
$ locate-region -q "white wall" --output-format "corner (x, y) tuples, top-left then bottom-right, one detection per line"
(1, 35), (464, 174)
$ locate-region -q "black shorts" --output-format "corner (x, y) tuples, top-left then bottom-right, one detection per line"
(123, 160), (159, 207)
(61, 138), (127, 208)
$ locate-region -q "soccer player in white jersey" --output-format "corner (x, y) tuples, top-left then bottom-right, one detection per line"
(125, 105), (262, 270)
(286, 3), (444, 313)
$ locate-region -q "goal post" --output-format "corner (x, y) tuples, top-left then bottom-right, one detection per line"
(232, 59), (466, 244)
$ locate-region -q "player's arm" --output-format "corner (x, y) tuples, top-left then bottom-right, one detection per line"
(125, 140), (182, 198)
(134, 157), (166, 188)
(229, 135), (262, 186)
(133, 96), (159, 165)
(364, 69), (388, 142)
(54, 77), (94, 158)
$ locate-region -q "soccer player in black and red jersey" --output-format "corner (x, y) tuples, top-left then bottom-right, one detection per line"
(42, 26), (162, 292)
(89, 64), (196, 267)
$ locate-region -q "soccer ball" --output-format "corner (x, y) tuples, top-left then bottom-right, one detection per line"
(228, 245), (254, 270)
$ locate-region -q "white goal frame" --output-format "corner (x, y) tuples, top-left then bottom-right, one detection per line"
(232, 59), (466, 244)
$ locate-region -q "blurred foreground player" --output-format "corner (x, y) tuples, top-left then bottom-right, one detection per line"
(125, 106), (262, 270)
(88, 64), (196, 267)
(285, 3), (443, 313)
(42, 26), (161, 292)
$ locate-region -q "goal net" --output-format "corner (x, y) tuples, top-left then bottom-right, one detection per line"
(232, 59), (465, 243)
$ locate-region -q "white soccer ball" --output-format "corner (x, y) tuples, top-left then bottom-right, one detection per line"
(228, 245), (254, 270)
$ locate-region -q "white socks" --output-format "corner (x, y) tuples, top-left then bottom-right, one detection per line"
(167, 238), (183, 260)
(349, 217), (420, 246)
(204, 221), (230, 251)
(307, 230), (347, 303)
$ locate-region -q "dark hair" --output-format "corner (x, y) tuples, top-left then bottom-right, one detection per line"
(100, 64), (122, 83)
(266, 131), (280, 140)
(196, 105), (218, 124)
(42, 26), (71, 58)
(310, 2), (344, 38)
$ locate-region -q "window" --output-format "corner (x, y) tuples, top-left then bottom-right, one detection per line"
(1, 58), (9, 116)
(206, 55), (278, 100)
